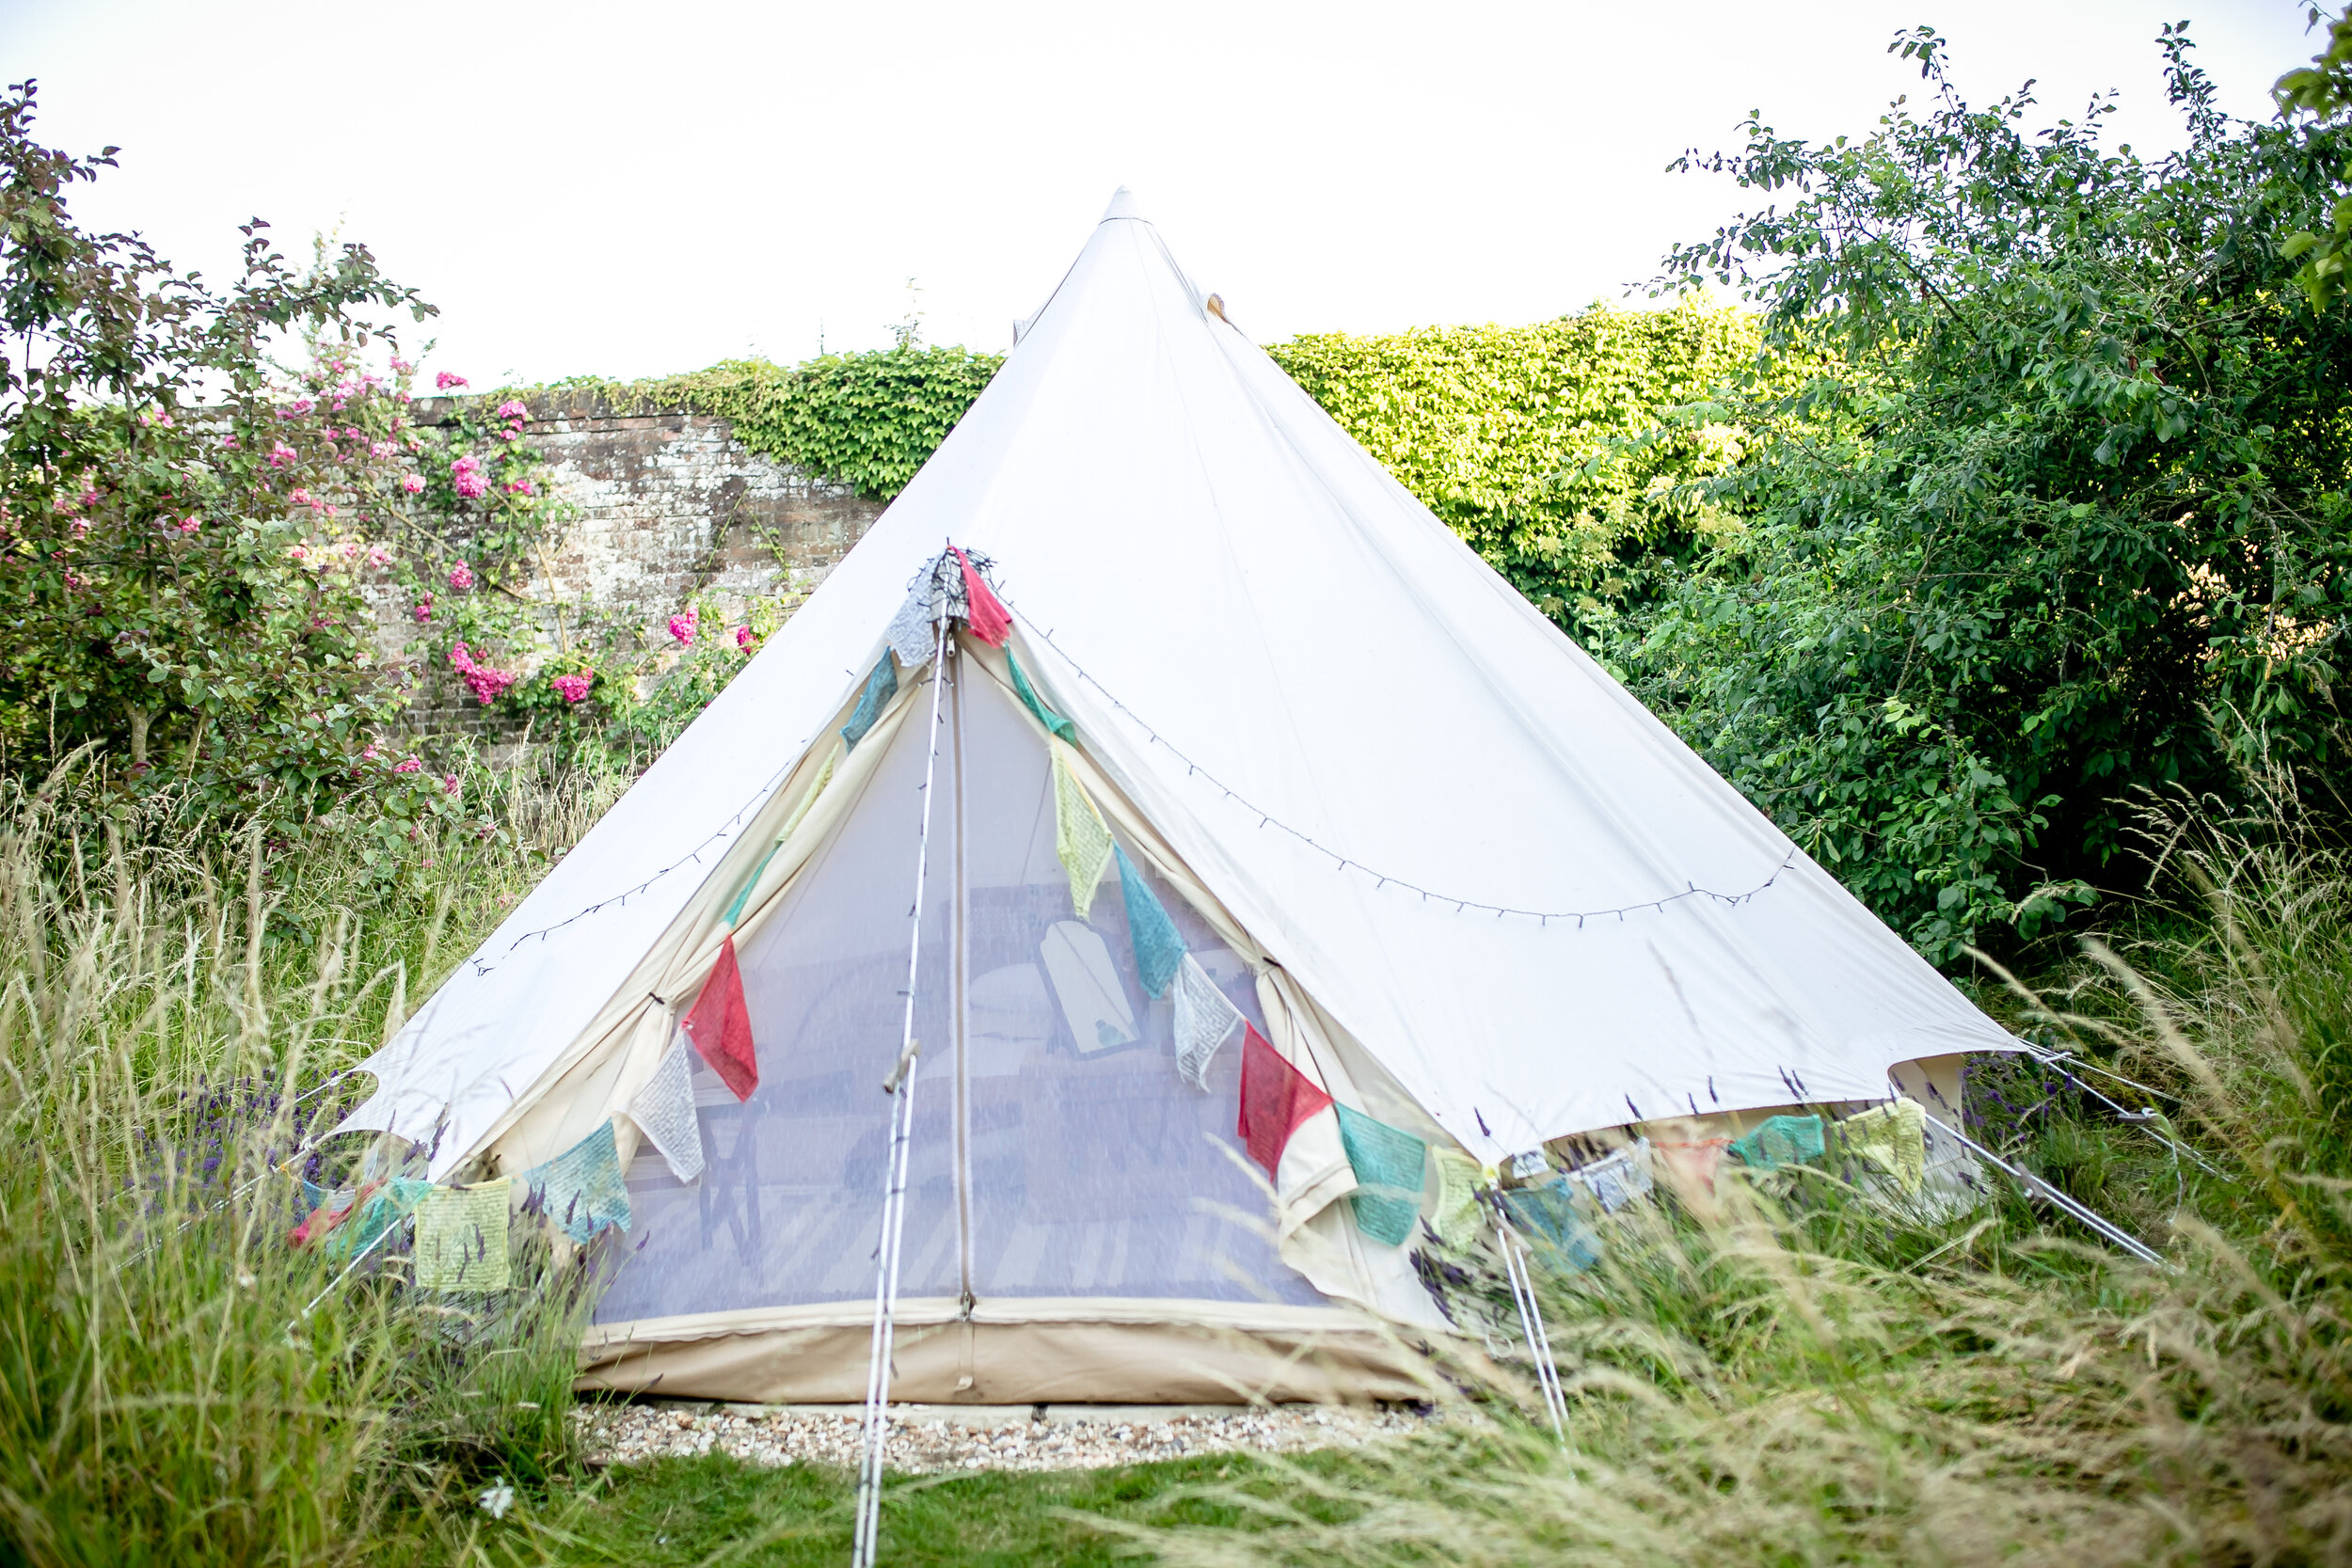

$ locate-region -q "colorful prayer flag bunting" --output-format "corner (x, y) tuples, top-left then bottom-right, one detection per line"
(840, 656), (897, 749)
(516, 1118), (632, 1244)
(1114, 847), (1184, 999)
(414, 1180), (512, 1291)
(1335, 1103), (1427, 1246)
(326, 1176), (436, 1259)
(1729, 1114), (1826, 1170)
(1564, 1140), (1652, 1212)
(681, 935), (759, 1101)
(628, 1037), (706, 1183)
(1052, 747), (1114, 920)
(1007, 648), (1075, 742)
(1172, 953), (1243, 1090)
(1236, 1023), (1331, 1178)
(1427, 1148), (1485, 1241)
(1502, 1180), (1604, 1272)
(950, 545), (1011, 646)
(1837, 1099), (1927, 1194)
(885, 581), (943, 667)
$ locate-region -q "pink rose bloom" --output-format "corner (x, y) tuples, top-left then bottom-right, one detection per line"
(436, 372), (469, 391)
(289, 545), (310, 562)
(735, 625), (754, 648)
(394, 756), (421, 773)
(551, 672), (594, 704)
(453, 472), (489, 498)
(400, 473), (426, 494)
(79, 487), (96, 506)
(289, 488), (311, 506)
(503, 479), (534, 496)
(413, 594), (433, 623)
(178, 518), (200, 533)
(269, 442), (296, 468)
(449, 561), (474, 592)
(322, 503), (337, 518)
(442, 773), (461, 796)
(367, 544), (391, 567)
(497, 428), (518, 441)
(389, 357), (413, 374)
(667, 608), (698, 645)
(495, 400), (529, 420)
(361, 743), (380, 761)
(288, 398), (313, 417)
(371, 440), (394, 458)
(219, 434), (241, 450)
(342, 539), (360, 559)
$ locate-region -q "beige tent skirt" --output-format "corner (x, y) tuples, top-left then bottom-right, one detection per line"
(579, 1297), (1443, 1405)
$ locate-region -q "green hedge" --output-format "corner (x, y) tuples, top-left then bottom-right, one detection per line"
(1266, 300), (1760, 622)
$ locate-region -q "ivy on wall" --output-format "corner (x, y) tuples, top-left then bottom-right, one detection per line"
(551, 346), (1005, 501)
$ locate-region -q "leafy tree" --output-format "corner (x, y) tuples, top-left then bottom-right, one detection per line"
(2279, 5), (2352, 309)
(1632, 25), (2352, 959)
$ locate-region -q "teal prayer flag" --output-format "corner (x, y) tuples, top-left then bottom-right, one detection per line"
(1728, 1114), (1826, 1170)
(840, 657), (897, 749)
(1335, 1103), (1427, 1246)
(1503, 1180), (1604, 1272)
(1008, 649), (1075, 742)
(1115, 847), (1184, 999)
(516, 1119), (631, 1244)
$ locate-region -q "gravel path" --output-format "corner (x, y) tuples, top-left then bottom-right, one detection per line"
(578, 1402), (1437, 1474)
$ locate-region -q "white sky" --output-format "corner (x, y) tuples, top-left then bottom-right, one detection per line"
(1, 0), (2322, 388)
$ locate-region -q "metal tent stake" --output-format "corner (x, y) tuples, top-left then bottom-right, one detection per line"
(852, 618), (952, 1568)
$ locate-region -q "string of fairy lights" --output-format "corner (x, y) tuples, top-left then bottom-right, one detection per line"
(462, 560), (1804, 978)
(1008, 606), (1803, 928)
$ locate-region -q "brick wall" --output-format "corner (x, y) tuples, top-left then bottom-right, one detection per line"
(389, 392), (886, 740)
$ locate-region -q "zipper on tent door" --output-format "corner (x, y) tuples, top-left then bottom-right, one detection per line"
(952, 641), (977, 1321)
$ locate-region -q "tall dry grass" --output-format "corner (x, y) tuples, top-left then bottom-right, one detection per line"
(0, 749), (629, 1566)
(1133, 784), (2352, 1567)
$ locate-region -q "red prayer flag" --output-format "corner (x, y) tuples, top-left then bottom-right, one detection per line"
(1237, 1023), (1332, 1177)
(950, 545), (1011, 646)
(681, 935), (759, 1101)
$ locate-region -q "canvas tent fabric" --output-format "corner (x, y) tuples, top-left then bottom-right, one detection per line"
(335, 188), (2015, 1402)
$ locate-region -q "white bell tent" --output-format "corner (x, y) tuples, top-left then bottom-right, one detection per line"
(338, 189), (2015, 1404)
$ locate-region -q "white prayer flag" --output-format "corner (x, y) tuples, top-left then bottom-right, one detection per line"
(885, 583), (942, 668)
(1173, 953), (1243, 1090)
(628, 1037), (706, 1182)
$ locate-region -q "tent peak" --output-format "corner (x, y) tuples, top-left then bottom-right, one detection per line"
(1100, 185), (1146, 223)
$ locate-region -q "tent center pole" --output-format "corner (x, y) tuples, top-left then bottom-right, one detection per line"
(952, 646), (975, 1316)
(853, 620), (952, 1568)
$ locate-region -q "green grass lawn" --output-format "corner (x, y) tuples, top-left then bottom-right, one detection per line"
(520, 1449), (1361, 1566)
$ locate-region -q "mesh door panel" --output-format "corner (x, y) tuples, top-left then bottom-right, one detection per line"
(596, 699), (960, 1323)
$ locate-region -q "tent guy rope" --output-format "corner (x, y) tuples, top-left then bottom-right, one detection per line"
(1011, 607), (1801, 927)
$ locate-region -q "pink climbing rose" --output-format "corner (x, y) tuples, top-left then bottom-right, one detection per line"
(447, 641), (517, 705)
(442, 773), (461, 796)
(495, 400), (529, 420)
(735, 625), (754, 649)
(503, 479), (534, 496)
(448, 560), (474, 592)
(371, 440), (394, 458)
(667, 607), (699, 645)
(436, 372), (469, 390)
(393, 756), (421, 773)
(413, 594), (433, 623)
(551, 672), (594, 704)
(400, 473), (426, 495)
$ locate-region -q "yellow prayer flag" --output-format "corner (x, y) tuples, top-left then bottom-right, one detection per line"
(413, 1180), (512, 1292)
(1052, 745), (1114, 920)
